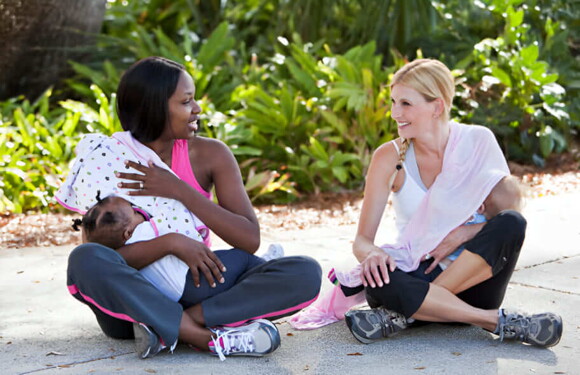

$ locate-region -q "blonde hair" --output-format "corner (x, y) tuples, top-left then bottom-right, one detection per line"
(391, 59), (454, 119)
(391, 59), (455, 169)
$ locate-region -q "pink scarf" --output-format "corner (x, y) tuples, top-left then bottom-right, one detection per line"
(290, 122), (509, 329)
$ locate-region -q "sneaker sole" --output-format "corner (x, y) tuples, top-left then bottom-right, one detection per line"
(532, 315), (563, 348)
(345, 313), (375, 344)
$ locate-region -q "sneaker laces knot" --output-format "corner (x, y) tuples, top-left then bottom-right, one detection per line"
(211, 329), (255, 361)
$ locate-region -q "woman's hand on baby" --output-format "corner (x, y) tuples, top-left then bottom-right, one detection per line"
(116, 160), (184, 200)
(424, 225), (469, 274)
(360, 249), (396, 288)
(169, 234), (226, 288)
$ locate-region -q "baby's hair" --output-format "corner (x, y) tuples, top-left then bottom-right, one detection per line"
(71, 190), (103, 232)
(72, 218), (83, 231)
(71, 191), (129, 249)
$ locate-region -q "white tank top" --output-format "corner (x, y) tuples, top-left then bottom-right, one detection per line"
(390, 141), (428, 233)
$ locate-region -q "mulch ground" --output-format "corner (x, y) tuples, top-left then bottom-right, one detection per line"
(1, 157), (578, 249)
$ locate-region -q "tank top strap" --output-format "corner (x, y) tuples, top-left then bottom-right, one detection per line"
(171, 139), (212, 200)
(390, 140), (400, 154)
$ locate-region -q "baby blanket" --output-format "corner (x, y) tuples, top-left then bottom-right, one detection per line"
(55, 131), (208, 241)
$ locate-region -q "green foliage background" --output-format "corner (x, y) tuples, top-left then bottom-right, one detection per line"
(1, 0), (578, 213)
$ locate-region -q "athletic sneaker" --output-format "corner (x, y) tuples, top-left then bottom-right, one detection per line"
(258, 243), (285, 262)
(495, 309), (563, 348)
(345, 307), (408, 344)
(209, 319), (281, 361)
(133, 323), (166, 359)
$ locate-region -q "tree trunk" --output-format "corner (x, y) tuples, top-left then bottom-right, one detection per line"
(0, 0), (107, 100)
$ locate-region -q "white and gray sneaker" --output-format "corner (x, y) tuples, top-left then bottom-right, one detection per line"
(133, 323), (167, 359)
(208, 319), (281, 361)
(495, 309), (563, 348)
(345, 307), (408, 344)
(258, 243), (285, 262)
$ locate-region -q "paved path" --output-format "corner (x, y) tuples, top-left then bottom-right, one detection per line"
(1, 192), (579, 374)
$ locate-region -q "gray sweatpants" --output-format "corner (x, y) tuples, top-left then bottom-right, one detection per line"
(67, 243), (322, 346)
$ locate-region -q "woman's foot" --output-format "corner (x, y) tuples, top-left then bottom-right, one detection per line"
(133, 323), (172, 359)
(345, 307), (408, 344)
(208, 319), (281, 360)
(494, 309), (563, 348)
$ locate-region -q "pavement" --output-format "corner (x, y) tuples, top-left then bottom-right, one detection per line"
(1, 191), (579, 375)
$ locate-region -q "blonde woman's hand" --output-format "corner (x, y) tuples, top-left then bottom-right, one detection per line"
(424, 223), (483, 274)
(360, 248), (397, 288)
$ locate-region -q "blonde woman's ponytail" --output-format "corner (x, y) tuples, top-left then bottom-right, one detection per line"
(396, 138), (410, 170)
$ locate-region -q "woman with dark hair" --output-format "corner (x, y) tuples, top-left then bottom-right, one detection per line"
(57, 56), (322, 360)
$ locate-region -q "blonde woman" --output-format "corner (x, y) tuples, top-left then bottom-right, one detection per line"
(344, 59), (562, 348)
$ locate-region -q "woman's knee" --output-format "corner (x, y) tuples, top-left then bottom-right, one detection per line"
(492, 210), (527, 236)
(365, 271), (429, 318)
(281, 256), (322, 298)
(68, 242), (124, 276)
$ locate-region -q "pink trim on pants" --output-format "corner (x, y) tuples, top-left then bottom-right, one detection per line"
(68, 284), (138, 323)
(222, 295), (319, 327)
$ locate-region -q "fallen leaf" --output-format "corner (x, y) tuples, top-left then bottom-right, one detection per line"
(17, 271), (23, 274)
(145, 370), (157, 373)
(554, 371), (566, 374)
(46, 351), (65, 356)
(347, 352), (363, 356)
(6, 341), (12, 345)
(304, 365), (310, 371)
(286, 332), (294, 336)
(58, 365), (71, 368)
(414, 367), (426, 370)
(451, 352), (462, 356)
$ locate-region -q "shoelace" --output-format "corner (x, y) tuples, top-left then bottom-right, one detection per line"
(499, 313), (530, 342)
(211, 329), (255, 361)
(378, 310), (397, 337)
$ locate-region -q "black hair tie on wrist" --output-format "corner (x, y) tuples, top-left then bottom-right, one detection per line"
(396, 164), (402, 170)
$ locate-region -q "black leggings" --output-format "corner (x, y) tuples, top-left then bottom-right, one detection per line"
(365, 210), (527, 318)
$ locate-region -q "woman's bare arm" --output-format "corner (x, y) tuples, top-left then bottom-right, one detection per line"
(117, 233), (225, 287)
(118, 138), (260, 253)
(353, 142), (400, 286)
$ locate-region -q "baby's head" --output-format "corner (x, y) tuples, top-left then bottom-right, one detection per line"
(72, 193), (145, 249)
(480, 176), (523, 219)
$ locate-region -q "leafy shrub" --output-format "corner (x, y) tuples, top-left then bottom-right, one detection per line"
(0, 86), (120, 213)
(454, 3), (572, 165)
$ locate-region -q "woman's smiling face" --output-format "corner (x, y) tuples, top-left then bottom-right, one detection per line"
(390, 83), (439, 139)
(163, 71), (201, 140)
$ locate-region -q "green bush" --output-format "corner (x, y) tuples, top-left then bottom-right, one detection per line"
(454, 2), (573, 165)
(0, 86), (120, 213)
(1, 0), (578, 214)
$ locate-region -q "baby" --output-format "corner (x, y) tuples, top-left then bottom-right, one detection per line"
(440, 176), (523, 268)
(73, 193), (269, 307)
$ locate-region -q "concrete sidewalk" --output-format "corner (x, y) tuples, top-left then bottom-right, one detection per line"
(1, 192), (579, 374)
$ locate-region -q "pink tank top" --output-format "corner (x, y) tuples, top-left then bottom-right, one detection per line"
(171, 139), (212, 245)
(171, 139), (211, 199)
